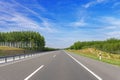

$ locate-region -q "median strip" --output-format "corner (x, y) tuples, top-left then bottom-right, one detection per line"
(24, 65), (44, 80)
(65, 51), (102, 80)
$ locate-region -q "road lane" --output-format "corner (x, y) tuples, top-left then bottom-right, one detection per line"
(24, 65), (44, 80)
(29, 51), (98, 80)
(0, 50), (120, 80)
(0, 51), (59, 80)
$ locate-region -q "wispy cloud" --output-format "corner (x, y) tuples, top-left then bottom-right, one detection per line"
(83, 1), (95, 8)
(1, 0), (120, 48)
(69, 18), (87, 27)
(106, 31), (120, 38)
(83, 0), (105, 8)
(112, 2), (120, 8)
(0, 0), (57, 33)
(98, 16), (120, 38)
(101, 16), (120, 28)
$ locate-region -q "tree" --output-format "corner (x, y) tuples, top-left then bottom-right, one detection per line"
(68, 38), (120, 54)
(0, 31), (45, 51)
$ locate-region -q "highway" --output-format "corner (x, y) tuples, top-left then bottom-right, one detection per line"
(0, 50), (120, 80)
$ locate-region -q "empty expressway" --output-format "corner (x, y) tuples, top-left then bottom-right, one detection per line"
(0, 51), (120, 80)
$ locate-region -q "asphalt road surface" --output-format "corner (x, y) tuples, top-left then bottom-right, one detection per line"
(0, 50), (120, 80)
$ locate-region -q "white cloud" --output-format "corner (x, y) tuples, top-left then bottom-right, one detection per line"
(0, 0), (57, 33)
(101, 16), (120, 27)
(104, 26), (117, 29)
(83, 1), (95, 8)
(69, 18), (87, 27)
(99, 16), (120, 38)
(97, 0), (105, 3)
(106, 31), (120, 38)
(83, 0), (105, 8)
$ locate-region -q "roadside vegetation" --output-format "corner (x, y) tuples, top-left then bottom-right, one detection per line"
(68, 38), (120, 54)
(0, 31), (57, 57)
(43, 47), (59, 51)
(0, 46), (24, 50)
(0, 31), (45, 50)
(67, 38), (120, 66)
(0, 46), (25, 56)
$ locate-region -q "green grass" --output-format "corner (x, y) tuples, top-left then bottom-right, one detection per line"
(0, 46), (25, 56)
(66, 48), (120, 67)
(0, 46), (24, 50)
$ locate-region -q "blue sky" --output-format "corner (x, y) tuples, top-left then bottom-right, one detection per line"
(0, 0), (120, 48)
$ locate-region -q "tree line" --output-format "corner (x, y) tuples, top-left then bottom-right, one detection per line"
(0, 31), (45, 50)
(68, 38), (120, 54)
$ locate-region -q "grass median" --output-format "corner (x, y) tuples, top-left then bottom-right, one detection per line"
(66, 48), (120, 67)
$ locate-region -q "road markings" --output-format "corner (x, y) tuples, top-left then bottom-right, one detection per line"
(24, 65), (44, 80)
(53, 55), (56, 58)
(65, 52), (102, 80)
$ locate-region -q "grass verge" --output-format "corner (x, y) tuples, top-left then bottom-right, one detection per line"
(66, 48), (120, 67)
(0, 46), (25, 56)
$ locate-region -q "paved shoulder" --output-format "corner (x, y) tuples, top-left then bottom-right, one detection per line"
(68, 51), (120, 80)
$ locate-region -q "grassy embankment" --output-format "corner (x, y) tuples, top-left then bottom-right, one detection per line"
(0, 46), (25, 56)
(67, 48), (120, 66)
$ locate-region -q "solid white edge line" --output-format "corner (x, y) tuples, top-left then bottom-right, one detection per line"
(24, 65), (44, 80)
(65, 51), (102, 80)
